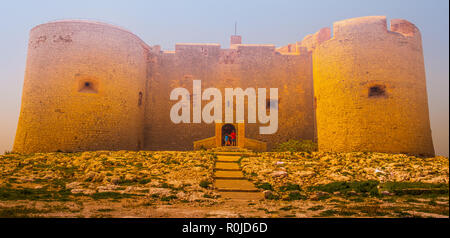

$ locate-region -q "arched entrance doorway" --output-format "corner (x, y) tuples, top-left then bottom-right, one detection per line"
(193, 122), (266, 151)
(221, 124), (236, 146)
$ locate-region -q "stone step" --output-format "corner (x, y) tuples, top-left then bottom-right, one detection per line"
(215, 177), (247, 180)
(215, 162), (240, 170)
(214, 168), (241, 171)
(216, 155), (241, 162)
(214, 170), (245, 178)
(215, 151), (246, 156)
(216, 160), (240, 163)
(218, 192), (264, 200)
(213, 149), (262, 200)
(217, 146), (241, 150)
(215, 179), (258, 192)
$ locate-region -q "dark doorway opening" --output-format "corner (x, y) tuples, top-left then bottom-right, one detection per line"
(221, 124), (236, 146)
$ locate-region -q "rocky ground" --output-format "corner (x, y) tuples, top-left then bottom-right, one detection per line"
(0, 150), (448, 218)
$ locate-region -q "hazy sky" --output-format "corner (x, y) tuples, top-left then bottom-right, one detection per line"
(0, 0), (448, 156)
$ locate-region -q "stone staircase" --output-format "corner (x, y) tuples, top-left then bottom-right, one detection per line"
(213, 149), (263, 200)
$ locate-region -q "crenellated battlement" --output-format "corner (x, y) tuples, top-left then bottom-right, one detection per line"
(332, 16), (388, 38)
(296, 16), (423, 55)
(298, 27), (331, 52)
(390, 19), (420, 37)
(160, 41), (310, 60)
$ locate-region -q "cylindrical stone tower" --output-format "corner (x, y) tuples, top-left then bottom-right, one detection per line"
(13, 20), (149, 153)
(313, 16), (435, 156)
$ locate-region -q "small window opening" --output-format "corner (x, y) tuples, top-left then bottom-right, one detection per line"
(78, 80), (97, 93)
(138, 92), (143, 106)
(368, 85), (386, 97)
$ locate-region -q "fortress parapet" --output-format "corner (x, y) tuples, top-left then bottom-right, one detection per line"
(298, 27), (331, 52)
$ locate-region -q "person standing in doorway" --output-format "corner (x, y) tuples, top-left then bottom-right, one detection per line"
(224, 133), (230, 146)
(230, 130), (236, 146)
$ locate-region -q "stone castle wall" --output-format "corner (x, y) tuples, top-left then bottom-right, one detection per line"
(13, 16), (435, 156)
(14, 20), (148, 153)
(312, 16), (434, 156)
(145, 43), (314, 150)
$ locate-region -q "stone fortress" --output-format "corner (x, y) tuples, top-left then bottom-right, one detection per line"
(13, 16), (435, 156)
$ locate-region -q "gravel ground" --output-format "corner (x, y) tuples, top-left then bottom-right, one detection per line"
(0, 150), (448, 218)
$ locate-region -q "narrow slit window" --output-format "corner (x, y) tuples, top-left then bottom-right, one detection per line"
(138, 92), (143, 106)
(368, 85), (386, 97)
(78, 80), (97, 93)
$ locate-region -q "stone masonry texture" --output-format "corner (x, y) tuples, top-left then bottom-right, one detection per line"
(313, 16), (434, 156)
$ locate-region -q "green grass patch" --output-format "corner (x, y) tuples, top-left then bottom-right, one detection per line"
(286, 191), (307, 201)
(380, 182), (448, 196)
(0, 187), (72, 201)
(311, 180), (379, 196)
(0, 206), (46, 218)
(150, 194), (160, 198)
(348, 197), (365, 202)
(283, 214), (296, 218)
(138, 178), (151, 184)
(256, 208), (278, 214)
(328, 199), (348, 204)
(255, 182), (273, 191)
(353, 205), (388, 217)
(279, 205), (294, 211)
(90, 192), (135, 200)
(335, 209), (357, 216)
(161, 195), (177, 201)
(203, 193), (219, 199)
(317, 209), (338, 217)
(199, 180), (212, 189)
(307, 205), (324, 211)
(97, 208), (114, 212)
(279, 183), (302, 192)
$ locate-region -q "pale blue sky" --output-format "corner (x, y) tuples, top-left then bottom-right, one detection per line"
(0, 0), (448, 156)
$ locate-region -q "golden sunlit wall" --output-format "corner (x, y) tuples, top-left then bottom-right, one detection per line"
(13, 20), (148, 153)
(312, 16), (435, 156)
